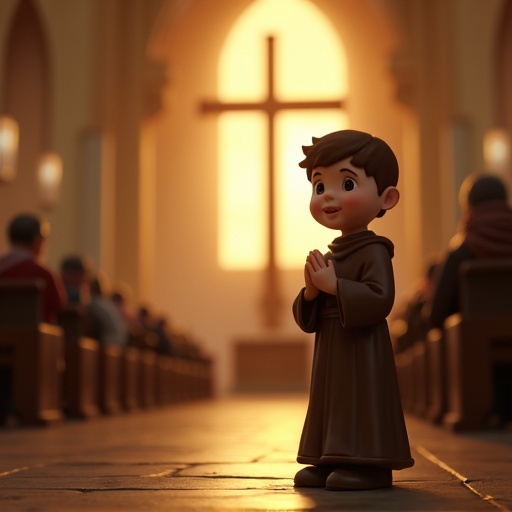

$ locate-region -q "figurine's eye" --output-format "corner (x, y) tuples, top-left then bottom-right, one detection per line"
(314, 182), (324, 195)
(343, 178), (356, 191)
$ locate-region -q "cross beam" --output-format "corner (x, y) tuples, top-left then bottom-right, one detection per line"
(201, 36), (344, 327)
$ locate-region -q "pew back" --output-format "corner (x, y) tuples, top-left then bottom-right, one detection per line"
(459, 259), (512, 315)
(0, 280), (43, 325)
(0, 280), (64, 425)
(443, 258), (512, 430)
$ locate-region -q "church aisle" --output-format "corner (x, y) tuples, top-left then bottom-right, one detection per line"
(0, 394), (510, 511)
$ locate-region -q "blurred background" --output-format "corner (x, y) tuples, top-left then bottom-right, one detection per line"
(1, 0), (511, 395)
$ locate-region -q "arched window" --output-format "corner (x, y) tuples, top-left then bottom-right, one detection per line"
(216, 0), (348, 270)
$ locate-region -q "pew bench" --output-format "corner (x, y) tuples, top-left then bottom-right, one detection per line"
(139, 349), (157, 408)
(0, 280), (64, 426)
(120, 346), (140, 411)
(58, 307), (100, 419)
(98, 344), (122, 414)
(441, 259), (512, 430)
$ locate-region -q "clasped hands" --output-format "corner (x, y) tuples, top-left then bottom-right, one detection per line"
(304, 249), (337, 301)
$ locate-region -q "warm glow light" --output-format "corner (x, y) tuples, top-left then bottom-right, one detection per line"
(0, 116), (19, 182)
(218, 112), (268, 269)
(218, 0), (348, 270)
(38, 152), (63, 209)
(276, 111), (348, 268)
(484, 128), (510, 172)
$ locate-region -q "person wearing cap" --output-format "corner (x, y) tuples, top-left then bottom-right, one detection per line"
(0, 213), (65, 324)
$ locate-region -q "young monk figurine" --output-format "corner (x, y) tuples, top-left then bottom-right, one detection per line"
(293, 130), (414, 491)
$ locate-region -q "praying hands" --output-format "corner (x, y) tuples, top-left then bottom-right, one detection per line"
(304, 249), (337, 300)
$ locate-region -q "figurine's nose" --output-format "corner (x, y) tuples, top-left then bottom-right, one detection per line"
(323, 188), (334, 200)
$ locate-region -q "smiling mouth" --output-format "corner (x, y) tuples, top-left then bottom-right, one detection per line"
(323, 207), (341, 214)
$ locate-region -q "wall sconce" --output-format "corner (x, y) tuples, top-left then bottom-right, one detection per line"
(483, 128), (510, 173)
(38, 151), (63, 209)
(0, 115), (19, 182)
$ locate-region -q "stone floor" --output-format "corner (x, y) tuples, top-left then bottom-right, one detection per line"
(0, 394), (511, 511)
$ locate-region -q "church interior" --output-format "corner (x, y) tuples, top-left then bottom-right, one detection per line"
(0, 0), (512, 393)
(1, 0), (512, 510)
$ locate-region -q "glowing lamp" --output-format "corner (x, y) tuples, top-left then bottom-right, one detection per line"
(484, 128), (510, 172)
(0, 116), (19, 182)
(38, 151), (63, 209)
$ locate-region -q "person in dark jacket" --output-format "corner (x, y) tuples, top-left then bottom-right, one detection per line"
(427, 174), (512, 426)
(0, 213), (65, 324)
(428, 174), (512, 329)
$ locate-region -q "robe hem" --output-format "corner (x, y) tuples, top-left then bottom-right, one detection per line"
(296, 454), (415, 470)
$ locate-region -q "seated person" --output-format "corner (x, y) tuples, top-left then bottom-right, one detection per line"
(133, 305), (168, 352)
(0, 214), (65, 424)
(392, 259), (438, 353)
(111, 284), (135, 323)
(0, 213), (65, 324)
(86, 274), (128, 346)
(426, 174), (512, 426)
(427, 174), (512, 329)
(60, 254), (92, 306)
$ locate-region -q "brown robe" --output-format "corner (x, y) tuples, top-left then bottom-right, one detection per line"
(293, 230), (414, 470)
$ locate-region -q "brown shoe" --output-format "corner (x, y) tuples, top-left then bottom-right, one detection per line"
(326, 466), (392, 491)
(294, 465), (333, 488)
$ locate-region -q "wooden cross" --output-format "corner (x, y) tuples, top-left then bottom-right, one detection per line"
(201, 36), (344, 327)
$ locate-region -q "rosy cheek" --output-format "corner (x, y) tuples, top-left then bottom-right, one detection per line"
(309, 198), (322, 220)
(342, 195), (367, 211)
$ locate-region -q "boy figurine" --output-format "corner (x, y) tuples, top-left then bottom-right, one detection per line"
(293, 130), (414, 491)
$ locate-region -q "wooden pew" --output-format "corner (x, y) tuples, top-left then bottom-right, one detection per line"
(391, 319), (416, 413)
(411, 340), (429, 417)
(156, 355), (174, 405)
(127, 326), (158, 408)
(58, 307), (100, 419)
(98, 344), (122, 414)
(120, 346), (140, 411)
(155, 356), (194, 404)
(165, 357), (180, 403)
(0, 280), (64, 426)
(197, 357), (214, 399)
(138, 349), (157, 408)
(171, 356), (215, 401)
(394, 348), (415, 413)
(442, 259), (512, 430)
(425, 328), (446, 424)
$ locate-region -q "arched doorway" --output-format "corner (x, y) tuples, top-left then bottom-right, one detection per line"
(0, 0), (51, 247)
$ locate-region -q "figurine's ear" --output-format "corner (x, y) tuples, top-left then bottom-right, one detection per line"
(381, 186), (400, 211)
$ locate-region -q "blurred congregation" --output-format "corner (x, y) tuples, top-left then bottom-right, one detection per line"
(0, 213), (213, 426)
(390, 173), (512, 431)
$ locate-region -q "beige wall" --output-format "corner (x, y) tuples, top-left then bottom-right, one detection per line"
(390, 0), (506, 255)
(0, 0), (96, 266)
(1, 0), (161, 300)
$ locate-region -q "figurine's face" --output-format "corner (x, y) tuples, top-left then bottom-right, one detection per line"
(309, 157), (385, 235)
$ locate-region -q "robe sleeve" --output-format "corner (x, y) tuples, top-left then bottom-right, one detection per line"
(336, 245), (395, 329)
(292, 288), (320, 333)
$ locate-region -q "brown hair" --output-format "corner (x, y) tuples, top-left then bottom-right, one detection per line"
(299, 129), (399, 193)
